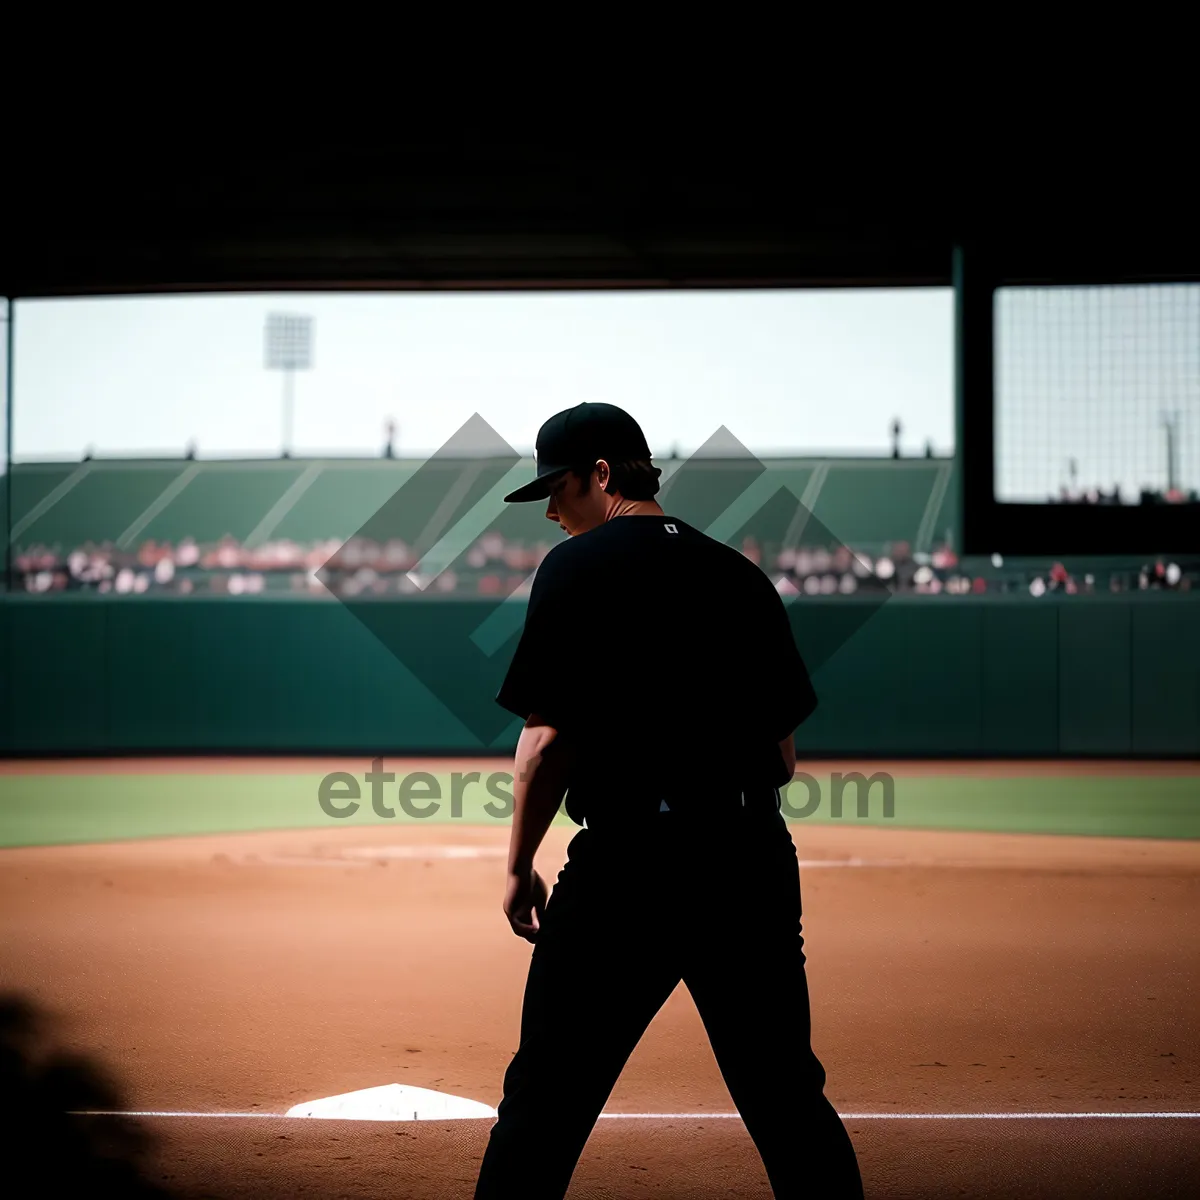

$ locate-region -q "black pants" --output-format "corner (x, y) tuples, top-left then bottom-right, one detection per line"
(474, 804), (864, 1198)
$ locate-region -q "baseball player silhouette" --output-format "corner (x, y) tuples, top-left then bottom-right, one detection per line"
(474, 403), (863, 1199)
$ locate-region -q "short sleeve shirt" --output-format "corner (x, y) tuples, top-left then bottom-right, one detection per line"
(495, 514), (817, 823)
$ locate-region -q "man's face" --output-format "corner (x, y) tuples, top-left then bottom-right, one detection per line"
(545, 463), (609, 536)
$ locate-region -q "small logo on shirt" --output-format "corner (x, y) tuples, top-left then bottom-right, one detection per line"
(664, 523), (678, 534)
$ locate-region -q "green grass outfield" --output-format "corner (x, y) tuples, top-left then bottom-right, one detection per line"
(0, 769), (1198, 848)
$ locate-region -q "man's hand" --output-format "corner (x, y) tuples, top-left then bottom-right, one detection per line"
(504, 866), (550, 942)
(502, 713), (571, 942)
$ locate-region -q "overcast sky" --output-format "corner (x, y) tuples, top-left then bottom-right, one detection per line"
(9, 289), (954, 461)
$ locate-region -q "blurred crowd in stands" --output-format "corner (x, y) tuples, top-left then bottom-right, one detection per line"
(1051, 485), (1199, 505)
(14, 532), (549, 599)
(13, 532), (1198, 598)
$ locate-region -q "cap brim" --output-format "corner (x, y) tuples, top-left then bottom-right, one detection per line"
(503, 466), (569, 504)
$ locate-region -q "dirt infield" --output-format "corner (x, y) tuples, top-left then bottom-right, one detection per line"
(84, 1114), (1200, 1199)
(1, 763), (1198, 1196)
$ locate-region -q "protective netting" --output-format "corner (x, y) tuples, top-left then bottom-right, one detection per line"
(995, 283), (1199, 504)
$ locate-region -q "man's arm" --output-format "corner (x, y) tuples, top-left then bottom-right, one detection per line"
(778, 732), (797, 780)
(755, 571), (814, 784)
(503, 713), (574, 942)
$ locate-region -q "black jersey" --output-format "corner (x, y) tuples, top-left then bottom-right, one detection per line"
(495, 514), (817, 824)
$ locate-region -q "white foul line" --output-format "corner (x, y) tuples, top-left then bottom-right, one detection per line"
(75, 1111), (286, 1118)
(604, 1112), (1200, 1120)
(73, 1110), (1200, 1121)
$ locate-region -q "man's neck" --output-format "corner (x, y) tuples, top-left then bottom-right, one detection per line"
(606, 499), (665, 521)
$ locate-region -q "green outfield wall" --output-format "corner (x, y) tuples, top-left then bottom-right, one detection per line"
(0, 594), (1197, 757)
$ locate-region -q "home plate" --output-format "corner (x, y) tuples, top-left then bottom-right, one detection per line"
(285, 1084), (497, 1121)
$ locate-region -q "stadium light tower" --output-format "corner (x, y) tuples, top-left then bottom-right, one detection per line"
(1161, 410), (1180, 495)
(265, 313), (313, 457)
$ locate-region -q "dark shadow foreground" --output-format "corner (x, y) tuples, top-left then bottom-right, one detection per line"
(0, 993), (171, 1197)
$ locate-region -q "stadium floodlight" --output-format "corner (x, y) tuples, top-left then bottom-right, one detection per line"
(1160, 410), (1181, 495)
(265, 313), (313, 457)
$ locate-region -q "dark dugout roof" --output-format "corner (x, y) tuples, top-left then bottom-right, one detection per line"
(4, 127), (1198, 296)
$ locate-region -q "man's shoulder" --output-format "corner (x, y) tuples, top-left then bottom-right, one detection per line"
(529, 538), (569, 584)
(536, 534), (590, 572)
(676, 521), (773, 581)
(533, 518), (772, 585)
(528, 535), (593, 596)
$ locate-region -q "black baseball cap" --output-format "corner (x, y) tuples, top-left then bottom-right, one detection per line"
(503, 402), (654, 503)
